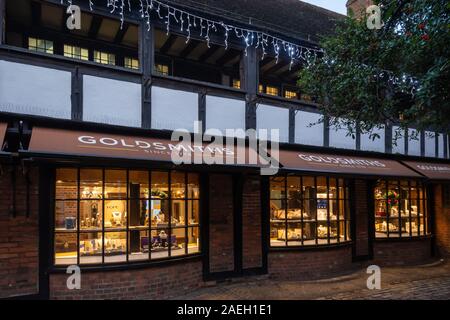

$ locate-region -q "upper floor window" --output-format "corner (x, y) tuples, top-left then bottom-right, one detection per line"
(124, 57), (140, 70)
(374, 180), (430, 238)
(270, 175), (351, 247)
(94, 51), (116, 66)
(232, 79), (241, 90)
(28, 37), (53, 54)
(284, 90), (298, 99)
(155, 63), (169, 76)
(64, 45), (89, 61)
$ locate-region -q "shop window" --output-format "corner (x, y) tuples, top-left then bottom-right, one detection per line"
(258, 84), (264, 94)
(232, 79), (241, 89)
(54, 168), (201, 266)
(284, 90), (298, 99)
(94, 51), (116, 66)
(28, 37), (53, 54)
(374, 180), (430, 238)
(64, 45), (89, 61)
(270, 175), (351, 247)
(155, 63), (170, 76)
(124, 57), (140, 70)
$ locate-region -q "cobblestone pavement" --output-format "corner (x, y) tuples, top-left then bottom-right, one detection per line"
(173, 260), (450, 300)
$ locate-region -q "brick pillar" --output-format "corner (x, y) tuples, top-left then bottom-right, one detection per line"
(242, 175), (262, 270)
(434, 184), (450, 257)
(353, 179), (370, 259)
(0, 165), (39, 298)
(208, 174), (234, 273)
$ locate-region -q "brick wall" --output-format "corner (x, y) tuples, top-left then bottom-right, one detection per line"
(354, 179), (370, 258)
(208, 174), (234, 273)
(268, 246), (353, 280)
(49, 259), (203, 300)
(373, 239), (432, 266)
(0, 165), (39, 299)
(434, 184), (450, 257)
(346, 0), (374, 18)
(242, 175), (262, 270)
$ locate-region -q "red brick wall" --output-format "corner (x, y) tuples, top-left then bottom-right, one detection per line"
(242, 175), (262, 270)
(354, 179), (369, 258)
(434, 184), (450, 257)
(49, 259), (202, 300)
(268, 246), (353, 280)
(373, 239), (432, 266)
(0, 165), (39, 299)
(208, 174), (234, 273)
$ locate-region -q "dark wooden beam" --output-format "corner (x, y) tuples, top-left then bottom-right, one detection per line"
(216, 49), (241, 66)
(279, 63), (303, 79)
(199, 44), (221, 62)
(114, 22), (130, 44)
(0, 0), (5, 44)
(264, 60), (291, 76)
(180, 40), (201, 58)
(159, 34), (178, 55)
(260, 56), (273, 69)
(31, 1), (42, 27)
(88, 15), (103, 39)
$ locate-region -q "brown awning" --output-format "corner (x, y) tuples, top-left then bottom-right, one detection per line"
(25, 127), (260, 167)
(403, 161), (450, 180)
(0, 122), (7, 153)
(279, 150), (423, 178)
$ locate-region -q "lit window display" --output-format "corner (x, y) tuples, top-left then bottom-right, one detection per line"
(374, 179), (429, 238)
(54, 168), (201, 266)
(270, 175), (351, 247)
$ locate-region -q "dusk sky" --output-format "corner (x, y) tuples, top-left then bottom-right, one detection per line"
(301, 0), (348, 15)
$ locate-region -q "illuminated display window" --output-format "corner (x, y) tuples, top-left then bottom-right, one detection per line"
(265, 86), (279, 96)
(125, 57), (140, 70)
(232, 79), (241, 89)
(54, 168), (200, 266)
(284, 90), (298, 99)
(374, 180), (430, 238)
(270, 175), (351, 247)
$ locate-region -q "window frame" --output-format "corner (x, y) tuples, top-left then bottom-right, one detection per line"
(53, 167), (202, 268)
(269, 174), (352, 249)
(374, 179), (430, 239)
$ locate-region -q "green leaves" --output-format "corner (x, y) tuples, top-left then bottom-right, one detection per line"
(298, 0), (450, 140)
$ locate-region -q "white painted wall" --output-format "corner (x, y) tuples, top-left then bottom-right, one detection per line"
(83, 76), (142, 127)
(408, 128), (421, 156)
(360, 126), (385, 153)
(424, 131), (436, 158)
(329, 122), (356, 150)
(438, 134), (445, 158)
(151, 86), (198, 132)
(256, 104), (289, 143)
(205, 95), (245, 136)
(392, 126), (406, 154)
(295, 111), (323, 146)
(0, 60), (71, 119)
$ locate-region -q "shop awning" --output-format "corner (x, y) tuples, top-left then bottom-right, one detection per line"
(403, 161), (450, 180)
(279, 150), (423, 178)
(0, 122), (9, 157)
(24, 127), (261, 167)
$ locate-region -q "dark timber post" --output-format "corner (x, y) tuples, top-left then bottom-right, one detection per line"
(242, 47), (258, 130)
(0, 0), (5, 45)
(385, 122), (393, 154)
(141, 23), (154, 129)
(71, 67), (83, 121)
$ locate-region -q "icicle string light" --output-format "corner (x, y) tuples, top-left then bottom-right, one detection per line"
(61, 0), (323, 64)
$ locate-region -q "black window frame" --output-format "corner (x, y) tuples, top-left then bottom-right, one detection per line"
(53, 167), (201, 268)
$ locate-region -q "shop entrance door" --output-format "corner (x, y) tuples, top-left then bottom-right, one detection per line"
(203, 174), (266, 280)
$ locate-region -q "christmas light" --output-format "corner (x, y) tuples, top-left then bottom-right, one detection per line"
(61, 0), (322, 65)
